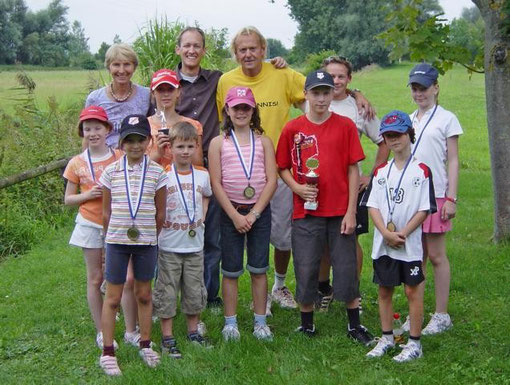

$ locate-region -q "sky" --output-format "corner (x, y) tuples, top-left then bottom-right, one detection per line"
(25, 0), (474, 53)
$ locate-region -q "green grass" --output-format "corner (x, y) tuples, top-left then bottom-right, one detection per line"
(1, 63), (509, 384)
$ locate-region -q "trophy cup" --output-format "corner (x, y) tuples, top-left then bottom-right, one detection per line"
(158, 107), (169, 135)
(304, 157), (319, 210)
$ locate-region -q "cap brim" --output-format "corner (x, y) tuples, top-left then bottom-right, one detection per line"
(119, 129), (149, 142)
(226, 99), (256, 108)
(408, 75), (433, 87)
(380, 127), (409, 134)
(305, 83), (334, 91)
(80, 114), (112, 128)
(151, 80), (179, 91)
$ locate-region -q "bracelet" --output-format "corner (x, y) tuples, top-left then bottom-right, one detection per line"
(250, 209), (261, 219)
(445, 196), (457, 204)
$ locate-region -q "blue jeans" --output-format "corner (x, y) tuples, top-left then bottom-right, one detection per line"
(203, 195), (222, 302)
(220, 203), (271, 278)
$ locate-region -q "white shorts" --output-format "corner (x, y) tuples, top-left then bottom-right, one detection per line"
(69, 222), (104, 249)
(270, 178), (293, 251)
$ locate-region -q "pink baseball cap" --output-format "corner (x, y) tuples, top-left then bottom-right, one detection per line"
(151, 69), (179, 90)
(225, 86), (256, 108)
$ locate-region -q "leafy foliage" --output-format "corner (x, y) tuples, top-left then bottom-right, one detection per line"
(266, 38), (289, 59)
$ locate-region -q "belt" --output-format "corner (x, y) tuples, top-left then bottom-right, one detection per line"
(231, 201), (255, 210)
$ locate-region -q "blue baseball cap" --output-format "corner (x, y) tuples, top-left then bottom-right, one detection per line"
(380, 110), (412, 135)
(305, 70), (334, 90)
(408, 63), (438, 87)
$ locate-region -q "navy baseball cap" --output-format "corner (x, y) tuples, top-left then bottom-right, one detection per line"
(119, 114), (151, 143)
(380, 110), (412, 135)
(305, 70), (334, 90)
(408, 63), (438, 87)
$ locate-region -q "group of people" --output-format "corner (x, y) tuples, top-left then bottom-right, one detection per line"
(63, 25), (461, 376)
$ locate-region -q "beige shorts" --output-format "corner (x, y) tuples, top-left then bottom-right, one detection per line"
(152, 250), (207, 318)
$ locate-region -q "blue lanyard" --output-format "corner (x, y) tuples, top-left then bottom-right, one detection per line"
(174, 165), (196, 226)
(123, 155), (148, 221)
(230, 129), (255, 183)
(411, 104), (438, 156)
(384, 156), (413, 221)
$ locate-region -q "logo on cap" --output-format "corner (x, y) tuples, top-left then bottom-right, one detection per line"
(384, 115), (398, 125)
(237, 89), (247, 97)
(317, 72), (325, 79)
(128, 117), (139, 125)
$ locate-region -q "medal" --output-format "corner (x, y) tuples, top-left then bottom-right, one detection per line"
(386, 221), (396, 232)
(243, 185), (256, 199)
(231, 129), (256, 199)
(174, 165), (197, 238)
(124, 155), (148, 241)
(127, 226), (140, 241)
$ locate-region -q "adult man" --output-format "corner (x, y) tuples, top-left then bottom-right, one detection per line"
(216, 26), (374, 311)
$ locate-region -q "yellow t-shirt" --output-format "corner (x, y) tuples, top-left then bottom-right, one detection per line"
(216, 62), (305, 147)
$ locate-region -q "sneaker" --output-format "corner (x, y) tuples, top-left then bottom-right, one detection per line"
(253, 324), (273, 341)
(188, 332), (213, 348)
(222, 324), (241, 341)
(314, 290), (334, 312)
(366, 337), (394, 358)
(124, 329), (141, 347)
(422, 313), (452, 335)
(347, 325), (375, 346)
(139, 347), (160, 368)
(197, 320), (207, 337)
(96, 332), (119, 350)
(295, 324), (317, 337)
(161, 337), (182, 359)
(393, 341), (423, 362)
(249, 295), (273, 317)
(271, 286), (297, 309)
(99, 354), (121, 376)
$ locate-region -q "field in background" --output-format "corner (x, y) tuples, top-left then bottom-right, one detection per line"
(1, 63), (508, 384)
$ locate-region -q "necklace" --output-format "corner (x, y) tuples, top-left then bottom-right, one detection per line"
(110, 82), (133, 102)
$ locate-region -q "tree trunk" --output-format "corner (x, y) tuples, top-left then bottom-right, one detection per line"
(0, 157), (72, 190)
(473, 0), (510, 241)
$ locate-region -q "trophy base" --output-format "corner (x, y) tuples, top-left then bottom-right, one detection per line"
(304, 201), (318, 211)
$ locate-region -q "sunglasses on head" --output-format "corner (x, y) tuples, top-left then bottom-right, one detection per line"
(322, 55), (349, 65)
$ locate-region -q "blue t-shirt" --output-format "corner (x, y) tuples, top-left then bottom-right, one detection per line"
(85, 84), (151, 148)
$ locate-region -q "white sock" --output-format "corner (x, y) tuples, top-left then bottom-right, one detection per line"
(382, 333), (394, 344)
(273, 272), (286, 290)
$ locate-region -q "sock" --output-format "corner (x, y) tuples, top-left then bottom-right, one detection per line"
(254, 313), (267, 326)
(139, 339), (151, 349)
(409, 335), (421, 346)
(224, 315), (237, 326)
(382, 330), (394, 343)
(318, 279), (331, 294)
(300, 311), (314, 330)
(273, 272), (286, 290)
(102, 345), (115, 357)
(347, 307), (361, 329)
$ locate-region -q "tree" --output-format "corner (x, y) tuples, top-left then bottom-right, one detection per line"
(0, 0), (27, 64)
(449, 7), (484, 67)
(266, 38), (289, 59)
(379, 0), (510, 242)
(95, 42), (110, 63)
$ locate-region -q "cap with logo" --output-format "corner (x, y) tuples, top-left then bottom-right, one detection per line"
(225, 86), (256, 108)
(408, 63), (438, 88)
(119, 114), (151, 143)
(151, 69), (180, 91)
(380, 110), (413, 135)
(305, 70), (334, 91)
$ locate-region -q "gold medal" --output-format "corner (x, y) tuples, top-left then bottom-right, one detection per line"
(127, 226), (140, 241)
(386, 221), (396, 232)
(188, 229), (196, 238)
(243, 185), (256, 199)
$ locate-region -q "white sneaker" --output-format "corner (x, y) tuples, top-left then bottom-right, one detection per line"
(222, 324), (241, 341)
(271, 286), (297, 309)
(422, 313), (452, 335)
(366, 337), (394, 358)
(138, 347), (160, 368)
(249, 295), (273, 317)
(197, 320), (207, 337)
(253, 324), (273, 341)
(393, 341), (423, 362)
(99, 354), (121, 376)
(124, 329), (141, 347)
(96, 331), (119, 350)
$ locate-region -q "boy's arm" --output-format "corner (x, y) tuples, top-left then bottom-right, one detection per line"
(155, 186), (167, 236)
(340, 163), (360, 235)
(202, 196), (210, 221)
(102, 186), (112, 234)
(368, 207), (405, 249)
(400, 211), (428, 238)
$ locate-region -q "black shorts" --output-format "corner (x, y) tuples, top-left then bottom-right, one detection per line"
(373, 256), (424, 287)
(355, 192), (369, 235)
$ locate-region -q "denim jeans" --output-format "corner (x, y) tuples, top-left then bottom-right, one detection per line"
(203, 195), (222, 302)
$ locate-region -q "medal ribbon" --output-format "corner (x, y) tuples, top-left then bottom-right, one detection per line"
(173, 165), (196, 227)
(86, 148), (113, 183)
(230, 129), (255, 184)
(124, 155), (148, 221)
(411, 103), (438, 156)
(384, 155), (413, 223)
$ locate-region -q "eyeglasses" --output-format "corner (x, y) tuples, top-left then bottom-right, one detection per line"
(322, 55), (349, 65)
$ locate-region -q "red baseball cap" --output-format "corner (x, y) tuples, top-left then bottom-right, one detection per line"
(79, 105), (110, 124)
(151, 69), (179, 90)
(225, 86), (256, 108)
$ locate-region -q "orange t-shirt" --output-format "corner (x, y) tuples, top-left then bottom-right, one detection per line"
(147, 115), (203, 169)
(63, 149), (123, 225)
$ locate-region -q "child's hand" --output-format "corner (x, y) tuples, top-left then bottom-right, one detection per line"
(294, 183), (318, 202)
(340, 212), (356, 235)
(233, 212), (252, 233)
(441, 200), (456, 221)
(383, 231), (406, 249)
(87, 185), (103, 200)
(156, 132), (170, 153)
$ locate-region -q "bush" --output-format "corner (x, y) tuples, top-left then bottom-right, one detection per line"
(302, 49), (337, 75)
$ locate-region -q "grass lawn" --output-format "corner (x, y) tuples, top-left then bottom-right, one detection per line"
(1, 63), (509, 384)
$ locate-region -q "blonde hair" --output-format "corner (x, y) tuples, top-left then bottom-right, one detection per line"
(230, 26), (267, 60)
(169, 121), (199, 144)
(104, 43), (139, 69)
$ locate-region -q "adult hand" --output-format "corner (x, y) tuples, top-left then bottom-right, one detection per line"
(353, 91), (376, 120)
(270, 56), (288, 68)
(340, 211), (356, 235)
(359, 175), (371, 192)
(383, 231), (406, 249)
(441, 200), (456, 221)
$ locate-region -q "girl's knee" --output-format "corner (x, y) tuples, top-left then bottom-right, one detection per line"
(105, 294), (122, 310)
(88, 272), (104, 289)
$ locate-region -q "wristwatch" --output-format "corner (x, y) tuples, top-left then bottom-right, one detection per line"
(250, 209), (261, 219)
(445, 196), (457, 204)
